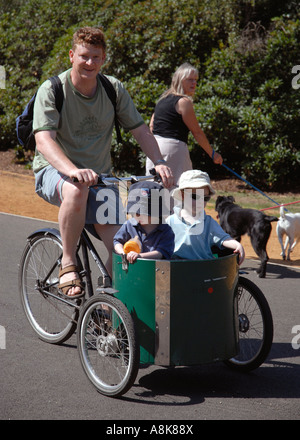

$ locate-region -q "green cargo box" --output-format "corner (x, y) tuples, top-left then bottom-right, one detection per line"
(112, 253), (239, 366)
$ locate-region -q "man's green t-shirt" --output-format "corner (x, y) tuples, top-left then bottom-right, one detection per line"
(32, 69), (144, 174)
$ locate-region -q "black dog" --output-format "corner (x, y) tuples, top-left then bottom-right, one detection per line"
(215, 196), (278, 278)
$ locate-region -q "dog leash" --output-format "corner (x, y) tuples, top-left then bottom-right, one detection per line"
(260, 200), (300, 211)
(221, 163), (284, 209)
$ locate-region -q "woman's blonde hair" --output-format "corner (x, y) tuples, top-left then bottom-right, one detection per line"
(159, 62), (199, 101)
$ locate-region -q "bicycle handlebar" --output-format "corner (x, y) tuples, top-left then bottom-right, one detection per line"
(72, 168), (161, 186)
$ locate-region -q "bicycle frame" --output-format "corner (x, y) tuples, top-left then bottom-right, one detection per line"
(24, 171), (160, 317)
(79, 228), (118, 296)
(28, 226), (117, 311)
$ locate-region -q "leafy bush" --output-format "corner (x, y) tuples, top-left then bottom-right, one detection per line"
(0, 0), (299, 189)
(189, 16), (300, 188)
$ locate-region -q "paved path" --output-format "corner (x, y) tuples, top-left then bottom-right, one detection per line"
(0, 213), (299, 422)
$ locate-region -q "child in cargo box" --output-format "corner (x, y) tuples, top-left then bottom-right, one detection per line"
(166, 170), (245, 264)
(113, 181), (174, 264)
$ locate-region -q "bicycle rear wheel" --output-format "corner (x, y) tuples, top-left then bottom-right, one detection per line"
(77, 294), (139, 397)
(224, 276), (273, 372)
(19, 231), (80, 344)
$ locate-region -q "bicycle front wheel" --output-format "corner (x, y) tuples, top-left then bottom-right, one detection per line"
(224, 276), (273, 372)
(19, 231), (79, 344)
(77, 294), (139, 397)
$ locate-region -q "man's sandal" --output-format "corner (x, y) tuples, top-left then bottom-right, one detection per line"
(58, 265), (85, 299)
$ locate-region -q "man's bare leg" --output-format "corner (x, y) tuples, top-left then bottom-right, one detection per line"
(59, 181), (89, 296)
(94, 223), (120, 277)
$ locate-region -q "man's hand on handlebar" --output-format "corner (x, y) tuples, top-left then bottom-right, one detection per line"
(70, 165), (174, 188)
(70, 169), (99, 186)
(154, 164), (174, 188)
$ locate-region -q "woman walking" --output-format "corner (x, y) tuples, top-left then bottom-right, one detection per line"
(146, 63), (223, 188)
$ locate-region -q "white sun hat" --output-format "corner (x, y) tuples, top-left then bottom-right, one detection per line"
(172, 170), (215, 201)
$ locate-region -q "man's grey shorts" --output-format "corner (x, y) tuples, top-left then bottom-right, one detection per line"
(35, 165), (126, 225)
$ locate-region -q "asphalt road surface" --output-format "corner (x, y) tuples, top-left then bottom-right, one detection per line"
(0, 213), (299, 423)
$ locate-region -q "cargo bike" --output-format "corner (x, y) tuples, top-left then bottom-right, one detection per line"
(19, 173), (274, 398)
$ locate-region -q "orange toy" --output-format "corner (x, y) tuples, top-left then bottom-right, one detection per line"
(123, 236), (142, 254)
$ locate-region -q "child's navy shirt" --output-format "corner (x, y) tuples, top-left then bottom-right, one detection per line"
(113, 218), (175, 259)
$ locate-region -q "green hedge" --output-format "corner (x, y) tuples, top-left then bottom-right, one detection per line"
(0, 0), (299, 189)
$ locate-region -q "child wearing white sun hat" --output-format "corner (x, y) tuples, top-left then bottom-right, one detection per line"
(166, 170), (245, 263)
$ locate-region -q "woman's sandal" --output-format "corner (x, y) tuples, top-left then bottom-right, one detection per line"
(58, 264), (85, 299)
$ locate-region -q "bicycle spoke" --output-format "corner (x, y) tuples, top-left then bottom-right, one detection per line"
(78, 295), (139, 397)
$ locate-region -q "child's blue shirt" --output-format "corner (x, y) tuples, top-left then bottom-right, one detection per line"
(166, 207), (231, 260)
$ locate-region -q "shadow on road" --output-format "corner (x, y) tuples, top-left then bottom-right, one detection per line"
(121, 344), (299, 405)
(242, 261), (300, 279)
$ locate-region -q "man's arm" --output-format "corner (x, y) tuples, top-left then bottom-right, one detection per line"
(130, 123), (174, 188)
(35, 130), (98, 185)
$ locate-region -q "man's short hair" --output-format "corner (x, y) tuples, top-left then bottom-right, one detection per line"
(72, 27), (106, 50)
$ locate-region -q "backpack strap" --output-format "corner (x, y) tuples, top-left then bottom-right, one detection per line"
(49, 76), (64, 113)
(98, 73), (123, 145)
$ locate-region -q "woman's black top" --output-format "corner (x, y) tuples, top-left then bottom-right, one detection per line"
(153, 94), (189, 143)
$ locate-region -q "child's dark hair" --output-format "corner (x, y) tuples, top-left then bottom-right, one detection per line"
(127, 181), (170, 223)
